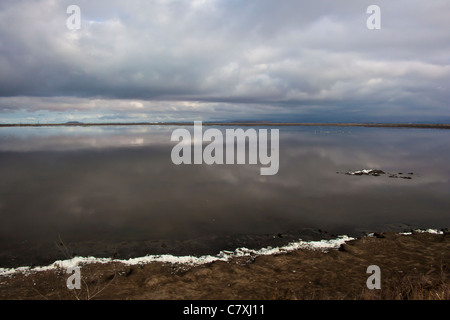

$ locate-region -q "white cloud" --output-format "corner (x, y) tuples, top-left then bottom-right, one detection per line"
(0, 0), (449, 122)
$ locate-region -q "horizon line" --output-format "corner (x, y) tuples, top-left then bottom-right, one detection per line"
(1, 122), (450, 129)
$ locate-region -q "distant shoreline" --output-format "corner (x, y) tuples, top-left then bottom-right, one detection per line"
(1, 122), (450, 129)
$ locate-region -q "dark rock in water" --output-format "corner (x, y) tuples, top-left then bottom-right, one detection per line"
(373, 232), (386, 239)
(345, 169), (385, 176)
(388, 174), (413, 180)
(344, 169), (415, 180)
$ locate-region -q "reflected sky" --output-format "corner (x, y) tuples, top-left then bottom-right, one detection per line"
(0, 126), (449, 267)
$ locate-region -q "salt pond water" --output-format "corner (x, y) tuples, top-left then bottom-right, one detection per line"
(0, 125), (449, 268)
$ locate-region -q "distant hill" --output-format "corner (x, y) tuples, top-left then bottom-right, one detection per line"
(65, 121), (83, 124)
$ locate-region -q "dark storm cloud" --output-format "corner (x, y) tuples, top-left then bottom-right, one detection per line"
(0, 0), (449, 121)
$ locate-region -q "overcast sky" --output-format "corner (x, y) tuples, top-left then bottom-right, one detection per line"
(0, 0), (449, 123)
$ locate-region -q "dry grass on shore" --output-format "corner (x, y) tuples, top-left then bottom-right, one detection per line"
(0, 231), (448, 300)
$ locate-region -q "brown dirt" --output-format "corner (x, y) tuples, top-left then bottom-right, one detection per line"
(0, 231), (448, 300)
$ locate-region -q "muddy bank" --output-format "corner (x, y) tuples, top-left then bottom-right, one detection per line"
(0, 224), (430, 269)
(0, 228), (340, 269)
(0, 231), (448, 300)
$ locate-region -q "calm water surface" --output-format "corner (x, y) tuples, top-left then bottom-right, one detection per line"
(0, 125), (449, 267)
